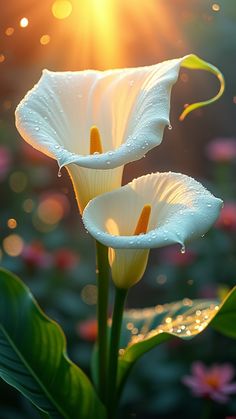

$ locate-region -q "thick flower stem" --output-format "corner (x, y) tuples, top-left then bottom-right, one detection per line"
(95, 241), (109, 403)
(107, 287), (127, 418)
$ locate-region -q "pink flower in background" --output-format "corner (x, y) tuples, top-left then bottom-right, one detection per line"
(182, 362), (236, 403)
(206, 138), (236, 163)
(53, 248), (78, 271)
(22, 242), (52, 270)
(215, 202), (236, 232)
(77, 319), (98, 342)
(0, 146), (12, 181)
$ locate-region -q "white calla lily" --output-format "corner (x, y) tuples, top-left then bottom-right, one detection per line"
(83, 172), (223, 289)
(15, 55), (224, 212)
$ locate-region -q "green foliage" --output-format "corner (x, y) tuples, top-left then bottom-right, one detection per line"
(118, 287), (236, 392)
(211, 286), (236, 339)
(0, 268), (105, 419)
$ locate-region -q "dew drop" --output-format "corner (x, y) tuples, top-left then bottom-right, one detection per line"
(207, 204), (212, 208)
(168, 124), (172, 130)
(180, 245), (186, 254)
(57, 168), (62, 178)
(106, 161), (111, 165)
(35, 126), (40, 131)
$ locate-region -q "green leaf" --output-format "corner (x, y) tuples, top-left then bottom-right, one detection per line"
(0, 268), (105, 419)
(211, 286), (236, 339)
(118, 287), (236, 392)
(179, 54), (225, 120)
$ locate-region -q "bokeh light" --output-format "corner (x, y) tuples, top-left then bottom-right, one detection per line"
(212, 3), (220, 11)
(22, 198), (34, 213)
(3, 234), (24, 257)
(51, 0), (73, 19)
(40, 34), (51, 45)
(19, 17), (29, 28)
(0, 54), (5, 63)
(81, 285), (98, 305)
(5, 27), (14, 36)
(7, 218), (17, 229)
(9, 172), (28, 193)
(37, 198), (64, 225)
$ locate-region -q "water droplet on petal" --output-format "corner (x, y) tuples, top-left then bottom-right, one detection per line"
(168, 124), (172, 130)
(180, 245), (186, 254)
(57, 168), (62, 178)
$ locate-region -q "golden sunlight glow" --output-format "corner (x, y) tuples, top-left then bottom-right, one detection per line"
(3, 1), (187, 70)
(134, 205), (151, 235)
(0, 54), (5, 63)
(20, 17), (29, 28)
(90, 126), (103, 154)
(52, 0), (73, 19)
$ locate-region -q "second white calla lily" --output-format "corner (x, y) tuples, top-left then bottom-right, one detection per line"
(83, 172), (223, 289)
(15, 55), (224, 212)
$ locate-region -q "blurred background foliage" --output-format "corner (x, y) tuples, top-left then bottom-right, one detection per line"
(0, 0), (236, 418)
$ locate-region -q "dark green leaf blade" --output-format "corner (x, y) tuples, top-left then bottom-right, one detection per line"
(0, 268), (105, 419)
(211, 286), (236, 339)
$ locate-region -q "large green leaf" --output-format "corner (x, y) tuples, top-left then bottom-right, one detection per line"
(0, 268), (105, 419)
(118, 287), (236, 392)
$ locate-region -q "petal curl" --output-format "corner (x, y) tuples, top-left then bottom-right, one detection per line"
(15, 55), (224, 170)
(82, 172), (223, 250)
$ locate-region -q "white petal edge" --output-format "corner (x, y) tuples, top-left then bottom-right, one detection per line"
(15, 55), (224, 170)
(82, 172), (223, 249)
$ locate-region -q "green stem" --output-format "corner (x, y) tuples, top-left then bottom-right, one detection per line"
(95, 241), (109, 403)
(201, 398), (212, 419)
(107, 287), (127, 418)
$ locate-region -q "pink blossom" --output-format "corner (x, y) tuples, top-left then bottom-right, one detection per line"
(53, 248), (78, 271)
(22, 242), (52, 270)
(77, 319), (98, 342)
(182, 362), (236, 404)
(206, 138), (236, 163)
(215, 202), (236, 232)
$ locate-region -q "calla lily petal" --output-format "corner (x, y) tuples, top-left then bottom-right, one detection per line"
(83, 172), (223, 288)
(83, 172), (223, 249)
(15, 55), (224, 171)
(66, 164), (123, 213)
